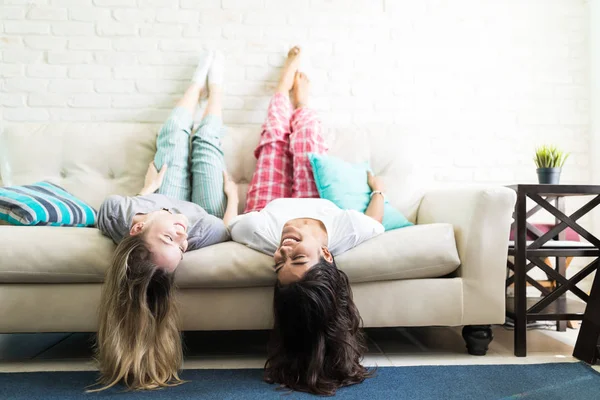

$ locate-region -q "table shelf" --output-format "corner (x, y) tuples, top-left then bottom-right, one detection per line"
(506, 297), (587, 321)
(508, 248), (600, 257)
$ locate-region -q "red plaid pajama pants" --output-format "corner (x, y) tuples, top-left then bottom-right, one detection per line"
(244, 93), (329, 213)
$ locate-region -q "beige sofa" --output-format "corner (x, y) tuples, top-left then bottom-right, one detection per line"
(0, 122), (516, 355)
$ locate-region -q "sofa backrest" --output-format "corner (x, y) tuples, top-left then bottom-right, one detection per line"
(0, 123), (431, 222)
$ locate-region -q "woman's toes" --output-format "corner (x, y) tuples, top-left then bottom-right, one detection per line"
(277, 47), (302, 93)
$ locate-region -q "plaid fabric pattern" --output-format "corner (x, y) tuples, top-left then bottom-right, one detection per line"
(244, 93), (328, 213)
(290, 107), (328, 198)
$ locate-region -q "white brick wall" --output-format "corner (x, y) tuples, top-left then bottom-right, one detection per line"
(592, 1), (600, 234)
(0, 0), (591, 185)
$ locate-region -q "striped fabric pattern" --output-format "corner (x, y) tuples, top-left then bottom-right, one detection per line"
(154, 107), (228, 218)
(154, 107), (193, 202)
(191, 114), (227, 218)
(0, 181), (97, 226)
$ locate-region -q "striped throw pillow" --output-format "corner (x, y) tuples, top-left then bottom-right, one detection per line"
(0, 181), (97, 227)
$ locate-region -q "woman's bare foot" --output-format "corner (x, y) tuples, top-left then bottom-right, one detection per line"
(275, 46), (301, 95)
(291, 71), (310, 109)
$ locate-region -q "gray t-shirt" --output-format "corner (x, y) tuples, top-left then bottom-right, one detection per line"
(97, 194), (229, 251)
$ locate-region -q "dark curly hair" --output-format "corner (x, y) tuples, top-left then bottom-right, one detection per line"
(264, 257), (372, 395)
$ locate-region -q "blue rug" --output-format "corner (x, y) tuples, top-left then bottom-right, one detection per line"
(1, 362), (599, 399)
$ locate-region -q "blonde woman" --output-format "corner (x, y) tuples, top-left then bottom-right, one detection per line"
(92, 50), (238, 391)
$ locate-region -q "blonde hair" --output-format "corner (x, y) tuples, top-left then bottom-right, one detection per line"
(90, 234), (183, 391)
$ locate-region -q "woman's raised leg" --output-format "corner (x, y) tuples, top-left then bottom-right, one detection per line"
(191, 51), (228, 217)
(154, 51), (213, 201)
(244, 47), (302, 213)
(289, 72), (328, 198)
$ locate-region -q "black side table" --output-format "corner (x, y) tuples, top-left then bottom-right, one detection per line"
(506, 184), (600, 357)
(573, 265), (600, 364)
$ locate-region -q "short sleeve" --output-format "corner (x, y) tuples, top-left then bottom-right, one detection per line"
(229, 212), (278, 255)
(188, 214), (231, 250)
(329, 210), (385, 255)
(96, 195), (128, 244)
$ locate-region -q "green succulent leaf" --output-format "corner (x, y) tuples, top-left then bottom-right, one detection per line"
(534, 145), (570, 168)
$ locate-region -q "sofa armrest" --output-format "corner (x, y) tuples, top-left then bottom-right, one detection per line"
(417, 186), (516, 325)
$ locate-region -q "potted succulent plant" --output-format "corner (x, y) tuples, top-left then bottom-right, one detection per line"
(534, 145), (569, 184)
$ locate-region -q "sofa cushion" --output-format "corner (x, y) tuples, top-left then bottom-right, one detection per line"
(337, 223), (460, 283)
(0, 226), (114, 283)
(308, 152), (412, 231)
(0, 123), (159, 211)
(0, 223), (460, 288)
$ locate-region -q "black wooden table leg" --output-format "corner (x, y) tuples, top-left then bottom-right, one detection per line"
(556, 197), (568, 332)
(573, 265), (600, 364)
(514, 190), (527, 357)
(556, 253), (568, 332)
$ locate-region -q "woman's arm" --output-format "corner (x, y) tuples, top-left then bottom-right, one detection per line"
(222, 171), (239, 227)
(137, 162), (168, 196)
(364, 171), (385, 223)
(223, 197), (239, 227)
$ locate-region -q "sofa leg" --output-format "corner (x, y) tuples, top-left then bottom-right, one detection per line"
(462, 325), (493, 356)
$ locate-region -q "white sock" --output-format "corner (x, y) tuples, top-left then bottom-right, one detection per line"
(192, 50), (213, 85)
(208, 50), (224, 86)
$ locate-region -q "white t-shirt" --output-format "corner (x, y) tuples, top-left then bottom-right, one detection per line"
(228, 198), (384, 256)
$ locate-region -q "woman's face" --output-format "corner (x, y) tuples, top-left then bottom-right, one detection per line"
(131, 210), (189, 273)
(273, 222), (332, 285)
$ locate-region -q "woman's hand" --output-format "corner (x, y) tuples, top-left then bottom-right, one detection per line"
(365, 171), (385, 223)
(367, 171), (385, 192)
(222, 171), (239, 227)
(223, 171), (238, 199)
(139, 162), (168, 195)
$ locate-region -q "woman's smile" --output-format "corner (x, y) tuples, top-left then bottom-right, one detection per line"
(174, 222), (187, 233)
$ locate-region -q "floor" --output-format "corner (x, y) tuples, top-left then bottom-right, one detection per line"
(0, 324), (593, 373)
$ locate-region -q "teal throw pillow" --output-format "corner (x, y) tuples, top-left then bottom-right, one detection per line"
(0, 181), (96, 226)
(308, 153), (412, 231)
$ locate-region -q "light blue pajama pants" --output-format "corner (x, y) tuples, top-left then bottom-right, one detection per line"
(153, 107), (227, 218)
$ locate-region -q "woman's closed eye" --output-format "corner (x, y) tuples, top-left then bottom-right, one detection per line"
(164, 235), (184, 254)
(292, 255), (307, 264)
(273, 254), (307, 272)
